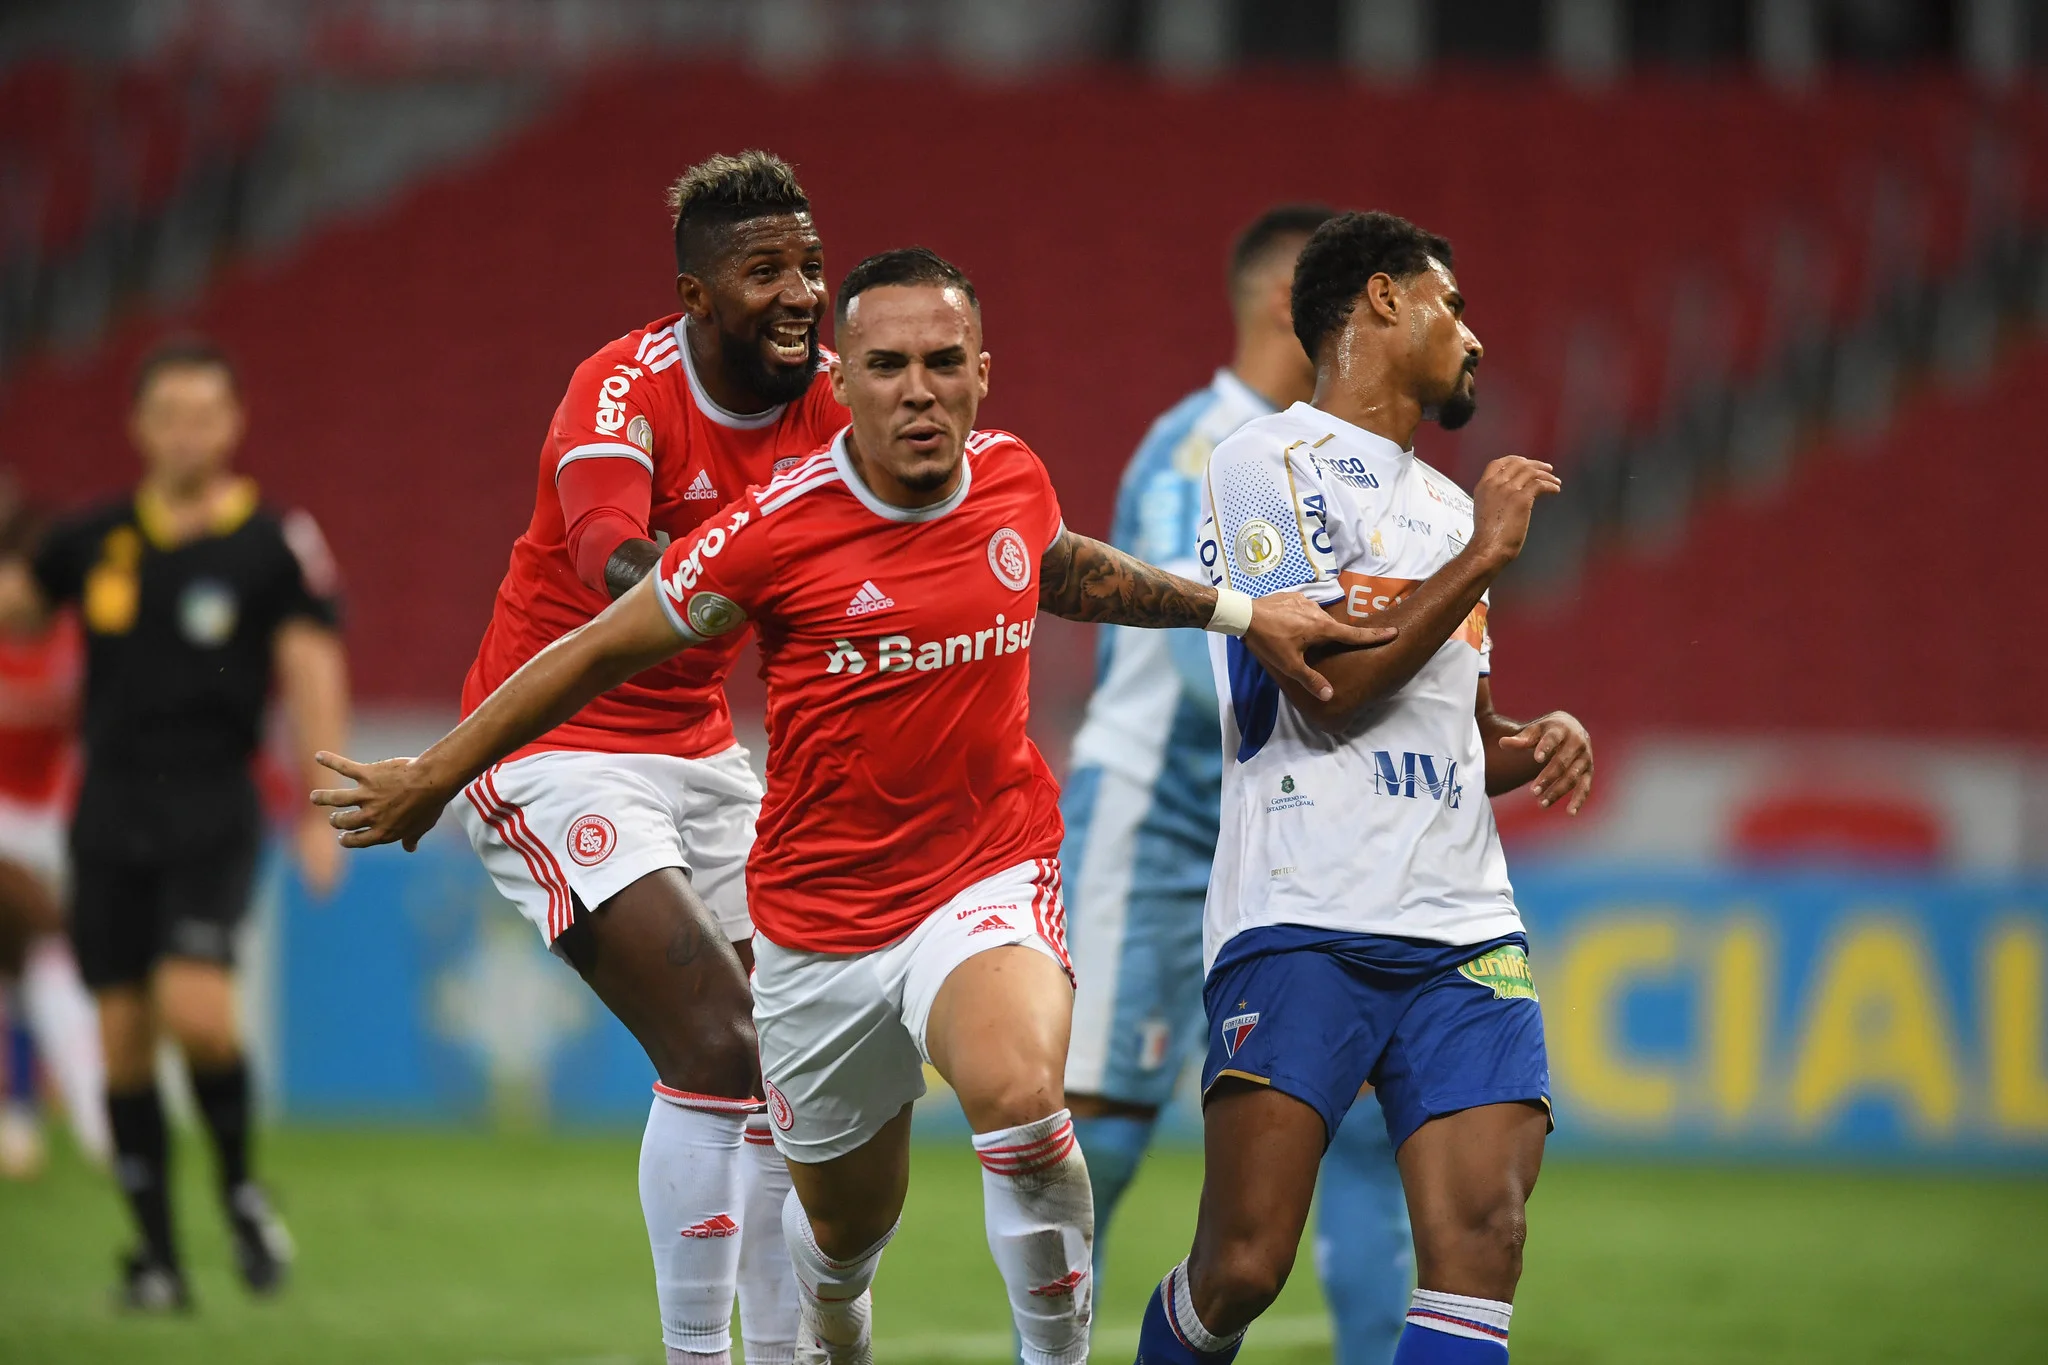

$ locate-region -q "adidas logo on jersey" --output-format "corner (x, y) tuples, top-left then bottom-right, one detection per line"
(967, 915), (1012, 935)
(684, 469), (720, 501)
(845, 580), (896, 618)
(680, 1214), (738, 1239)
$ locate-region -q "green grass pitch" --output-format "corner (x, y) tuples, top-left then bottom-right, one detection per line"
(1, 1127), (2043, 1363)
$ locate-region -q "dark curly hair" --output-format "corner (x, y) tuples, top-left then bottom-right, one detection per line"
(667, 149), (811, 276)
(1291, 211), (1454, 362)
(834, 246), (978, 327)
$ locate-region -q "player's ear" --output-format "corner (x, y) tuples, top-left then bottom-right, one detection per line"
(976, 351), (991, 400)
(829, 354), (849, 407)
(675, 272), (710, 320)
(1366, 273), (1401, 326)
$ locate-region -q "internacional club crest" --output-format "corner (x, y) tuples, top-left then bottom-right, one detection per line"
(987, 527), (1031, 591)
(567, 814), (616, 867)
(766, 1082), (794, 1132)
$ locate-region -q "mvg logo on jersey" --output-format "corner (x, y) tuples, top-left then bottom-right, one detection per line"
(1371, 751), (1462, 808)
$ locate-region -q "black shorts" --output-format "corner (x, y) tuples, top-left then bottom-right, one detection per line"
(68, 772), (262, 989)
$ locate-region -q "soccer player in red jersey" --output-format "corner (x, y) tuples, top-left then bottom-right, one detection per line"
(313, 248), (1393, 1365)
(455, 151), (839, 1365)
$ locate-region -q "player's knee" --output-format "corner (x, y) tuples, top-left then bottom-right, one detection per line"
(653, 1011), (758, 1100)
(962, 1069), (1064, 1134)
(1192, 1232), (1296, 1330)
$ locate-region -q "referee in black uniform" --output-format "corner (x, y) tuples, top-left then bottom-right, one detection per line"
(0, 337), (349, 1309)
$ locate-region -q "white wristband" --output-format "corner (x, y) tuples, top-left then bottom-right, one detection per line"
(1206, 587), (1254, 638)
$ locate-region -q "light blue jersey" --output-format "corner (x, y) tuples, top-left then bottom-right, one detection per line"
(1061, 369), (1273, 1103)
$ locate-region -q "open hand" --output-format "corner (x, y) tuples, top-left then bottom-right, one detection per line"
(1242, 591), (1397, 701)
(309, 752), (453, 852)
(1498, 711), (1593, 814)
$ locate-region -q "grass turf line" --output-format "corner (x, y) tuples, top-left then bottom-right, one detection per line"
(0, 1126), (2042, 1363)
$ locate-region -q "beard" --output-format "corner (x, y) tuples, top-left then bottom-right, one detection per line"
(1430, 363), (1479, 430)
(1436, 388), (1478, 430)
(717, 319), (820, 407)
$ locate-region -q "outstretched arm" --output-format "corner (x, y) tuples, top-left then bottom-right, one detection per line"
(1477, 676), (1593, 812)
(310, 575), (687, 850)
(1037, 528), (1395, 702)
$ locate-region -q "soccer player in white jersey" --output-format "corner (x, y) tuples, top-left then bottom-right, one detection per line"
(1131, 211), (1594, 1365)
(1061, 204), (1411, 1363)
(313, 248), (1394, 1365)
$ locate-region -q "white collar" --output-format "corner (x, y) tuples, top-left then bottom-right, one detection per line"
(829, 427), (974, 523)
(1288, 401), (1412, 464)
(678, 319), (788, 431)
(1211, 367), (1276, 416)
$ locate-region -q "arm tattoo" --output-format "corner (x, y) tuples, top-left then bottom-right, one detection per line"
(1038, 530), (1215, 628)
(603, 538), (664, 601)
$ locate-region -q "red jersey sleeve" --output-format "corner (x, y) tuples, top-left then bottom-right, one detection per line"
(654, 491), (778, 644)
(552, 344), (663, 587)
(980, 429), (1065, 550)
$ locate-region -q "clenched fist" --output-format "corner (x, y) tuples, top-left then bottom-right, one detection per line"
(1468, 456), (1562, 568)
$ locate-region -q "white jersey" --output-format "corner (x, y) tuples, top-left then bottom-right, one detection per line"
(1197, 402), (1519, 968)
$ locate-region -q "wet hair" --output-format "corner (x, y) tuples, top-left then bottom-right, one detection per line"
(667, 150), (812, 277)
(1229, 203), (1337, 299)
(1290, 211), (1454, 361)
(834, 247), (979, 328)
(131, 335), (238, 406)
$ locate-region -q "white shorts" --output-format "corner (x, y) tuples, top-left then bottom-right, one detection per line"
(454, 746), (761, 946)
(0, 796), (66, 893)
(752, 856), (1071, 1164)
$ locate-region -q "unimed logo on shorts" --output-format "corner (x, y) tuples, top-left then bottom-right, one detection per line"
(567, 814), (616, 866)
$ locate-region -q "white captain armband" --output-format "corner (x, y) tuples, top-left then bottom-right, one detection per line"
(1206, 586), (1254, 638)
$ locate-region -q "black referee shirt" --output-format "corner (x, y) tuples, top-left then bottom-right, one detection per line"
(32, 479), (341, 792)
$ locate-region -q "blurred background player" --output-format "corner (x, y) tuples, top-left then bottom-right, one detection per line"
(448, 149), (839, 1365)
(0, 478), (106, 1179)
(1060, 203), (1412, 1362)
(0, 337), (349, 1309)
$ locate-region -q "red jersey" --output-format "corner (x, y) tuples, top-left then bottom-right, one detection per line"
(0, 614), (79, 806)
(655, 429), (1067, 953)
(465, 314), (844, 760)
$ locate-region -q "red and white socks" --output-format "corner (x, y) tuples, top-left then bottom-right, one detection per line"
(640, 1089), (752, 1365)
(736, 1115), (800, 1365)
(782, 1189), (893, 1365)
(972, 1109), (1095, 1365)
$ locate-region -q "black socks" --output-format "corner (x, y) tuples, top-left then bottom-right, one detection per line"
(105, 1086), (176, 1267)
(190, 1060), (252, 1195)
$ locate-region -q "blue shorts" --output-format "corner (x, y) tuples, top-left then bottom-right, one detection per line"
(1059, 765), (1213, 1108)
(1200, 925), (1552, 1151)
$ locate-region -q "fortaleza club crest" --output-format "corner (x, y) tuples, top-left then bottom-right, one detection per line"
(987, 527), (1031, 590)
(567, 814), (616, 867)
(1220, 1011), (1260, 1058)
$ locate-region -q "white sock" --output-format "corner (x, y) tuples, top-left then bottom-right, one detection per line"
(972, 1110), (1094, 1365)
(1164, 1258), (1244, 1353)
(736, 1116), (799, 1365)
(782, 1188), (893, 1365)
(20, 937), (108, 1164)
(1407, 1287), (1513, 1347)
(639, 1090), (750, 1363)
